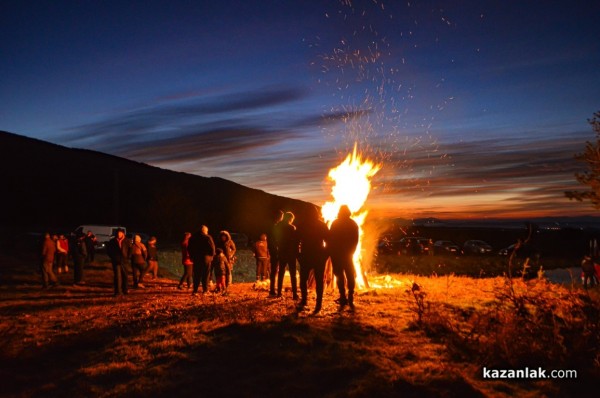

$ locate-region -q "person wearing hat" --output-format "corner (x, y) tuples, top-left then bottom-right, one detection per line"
(146, 236), (159, 280)
(107, 228), (131, 296)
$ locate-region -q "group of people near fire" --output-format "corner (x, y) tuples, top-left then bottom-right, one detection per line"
(176, 204), (359, 313)
(40, 204), (359, 314)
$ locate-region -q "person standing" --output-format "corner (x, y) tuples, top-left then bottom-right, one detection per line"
(107, 228), (131, 297)
(216, 230), (236, 288)
(329, 205), (359, 310)
(275, 211), (299, 300)
(41, 233), (59, 288)
(253, 233), (270, 282)
(188, 225), (216, 295)
(178, 232), (194, 290)
(146, 237), (159, 279)
(130, 234), (148, 289)
(581, 255), (597, 289)
(72, 232), (87, 285)
(56, 234), (69, 274)
(212, 248), (230, 294)
(268, 210), (284, 297)
(297, 207), (330, 314)
(85, 231), (97, 264)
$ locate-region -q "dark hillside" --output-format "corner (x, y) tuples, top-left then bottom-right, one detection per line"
(0, 131), (315, 246)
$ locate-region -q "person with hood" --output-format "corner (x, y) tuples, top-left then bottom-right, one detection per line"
(253, 233), (270, 282)
(188, 225), (216, 295)
(41, 233), (59, 288)
(275, 211), (299, 300)
(216, 230), (236, 287)
(329, 205), (359, 310)
(130, 234), (148, 289)
(297, 206), (330, 314)
(107, 228), (131, 296)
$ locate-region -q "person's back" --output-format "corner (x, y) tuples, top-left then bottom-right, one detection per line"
(276, 221), (298, 257)
(298, 219), (329, 258)
(329, 216), (359, 256)
(42, 235), (56, 261)
(188, 230), (215, 262)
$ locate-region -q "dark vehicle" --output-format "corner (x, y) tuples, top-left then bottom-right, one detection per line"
(498, 244), (517, 256)
(463, 240), (493, 255)
(433, 240), (461, 255)
(399, 237), (430, 256)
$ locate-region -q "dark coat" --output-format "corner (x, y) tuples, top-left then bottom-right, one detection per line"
(107, 236), (132, 264)
(188, 232), (216, 263)
(274, 222), (299, 258)
(297, 220), (329, 263)
(42, 236), (56, 262)
(329, 216), (359, 257)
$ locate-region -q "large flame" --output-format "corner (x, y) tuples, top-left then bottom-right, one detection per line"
(322, 143), (381, 288)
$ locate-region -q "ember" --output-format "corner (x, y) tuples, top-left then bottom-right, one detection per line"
(322, 143), (380, 288)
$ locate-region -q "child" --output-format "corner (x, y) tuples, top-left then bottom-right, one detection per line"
(253, 233), (270, 282)
(147, 237), (159, 279)
(212, 248), (229, 294)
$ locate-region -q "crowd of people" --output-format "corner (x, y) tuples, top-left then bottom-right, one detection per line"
(40, 231), (97, 288)
(40, 204), (360, 314)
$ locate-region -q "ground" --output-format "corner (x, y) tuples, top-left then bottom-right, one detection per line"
(0, 252), (598, 398)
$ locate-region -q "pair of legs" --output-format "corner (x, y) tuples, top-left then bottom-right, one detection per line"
(178, 264), (193, 289)
(147, 260), (159, 279)
(192, 255), (213, 294)
(41, 260), (58, 288)
(299, 258), (325, 313)
(269, 254), (279, 295)
(331, 253), (356, 307)
(277, 255), (298, 299)
(73, 255), (85, 284)
(112, 261), (128, 295)
(132, 262), (147, 287)
(256, 258), (269, 281)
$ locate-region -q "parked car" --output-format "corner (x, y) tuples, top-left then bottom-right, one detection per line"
(433, 240), (461, 255)
(498, 243), (517, 256)
(463, 240), (493, 255)
(398, 237), (431, 256)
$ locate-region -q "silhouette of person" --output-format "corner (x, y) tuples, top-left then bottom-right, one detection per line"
(130, 234), (148, 288)
(72, 232), (87, 285)
(146, 236), (159, 279)
(275, 211), (299, 299)
(581, 255), (597, 289)
(85, 231), (97, 263)
(268, 210), (284, 297)
(329, 205), (359, 310)
(41, 232), (59, 288)
(178, 232), (193, 290)
(188, 225), (216, 295)
(107, 228), (131, 297)
(297, 206), (330, 314)
(216, 230), (236, 287)
(253, 233), (270, 282)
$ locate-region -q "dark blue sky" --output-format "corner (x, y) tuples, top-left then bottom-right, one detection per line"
(2, 1), (599, 218)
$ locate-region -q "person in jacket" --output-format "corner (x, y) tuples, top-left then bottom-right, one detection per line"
(297, 206), (330, 314)
(146, 236), (159, 279)
(329, 205), (359, 310)
(56, 234), (69, 274)
(216, 230), (236, 288)
(130, 234), (148, 289)
(41, 233), (59, 288)
(268, 210), (284, 297)
(107, 228), (131, 296)
(212, 248), (230, 294)
(178, 232), (193, 290)
(188, 225), (216, 295)
(275, 211), (299, 300)
(253, 233), (270, 282)
(85, 231), (97, 264)
(72, 232), (88, 285)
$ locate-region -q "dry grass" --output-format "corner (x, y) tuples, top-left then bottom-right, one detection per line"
(0, 252), (598, 397)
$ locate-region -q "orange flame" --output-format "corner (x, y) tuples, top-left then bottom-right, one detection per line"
(322, 143), (381, 288)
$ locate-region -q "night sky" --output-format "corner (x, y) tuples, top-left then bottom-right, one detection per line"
(2, 1), (600, 219)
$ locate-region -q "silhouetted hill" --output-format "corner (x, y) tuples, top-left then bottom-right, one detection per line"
(0, 131), (316, 244)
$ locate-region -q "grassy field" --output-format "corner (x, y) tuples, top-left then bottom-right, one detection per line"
(0, 250), (598, 397)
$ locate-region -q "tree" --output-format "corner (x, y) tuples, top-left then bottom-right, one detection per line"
(565, 111), (600, 208)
